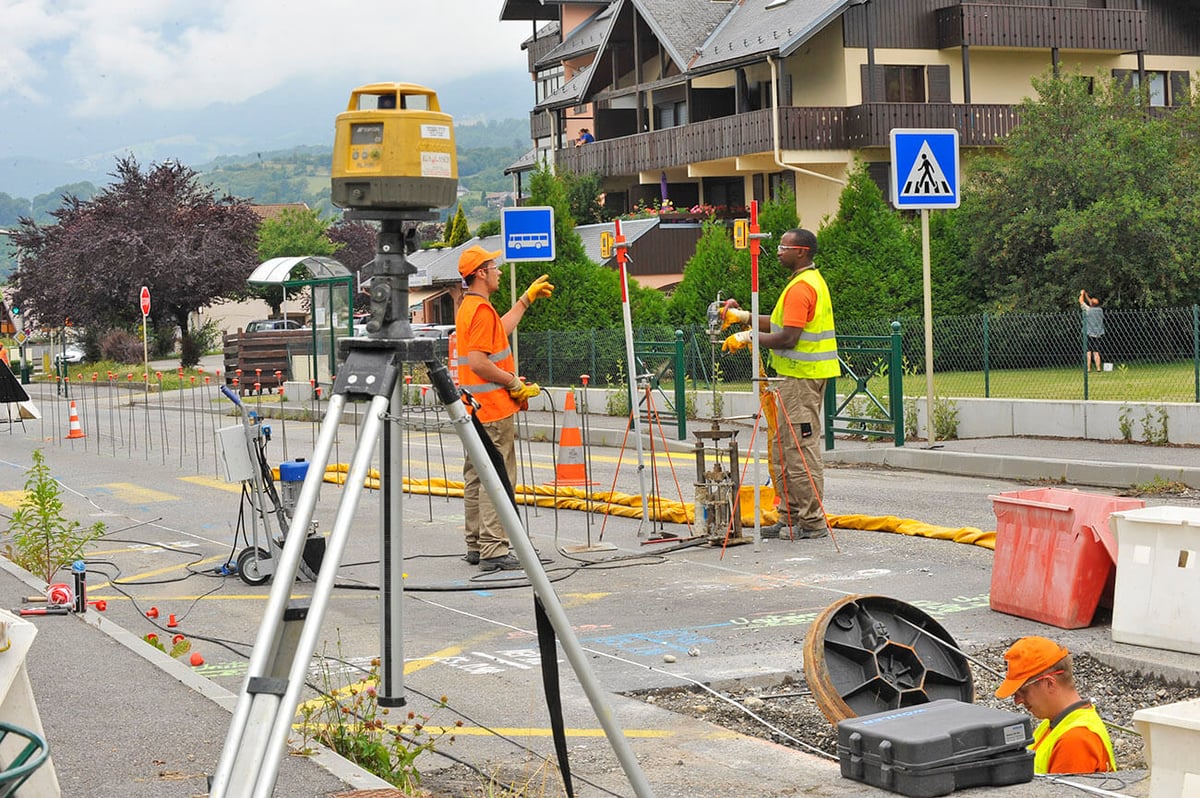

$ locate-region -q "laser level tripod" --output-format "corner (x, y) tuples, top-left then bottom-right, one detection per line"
(208, 214), (655, 798)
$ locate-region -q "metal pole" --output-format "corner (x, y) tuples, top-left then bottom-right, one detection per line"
(379, 379), (406, 706)
(921, 209), (935, 447)
(614, 218), (649, 526)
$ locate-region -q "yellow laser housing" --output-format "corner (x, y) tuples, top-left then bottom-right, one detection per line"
(331, 83), (458, 211)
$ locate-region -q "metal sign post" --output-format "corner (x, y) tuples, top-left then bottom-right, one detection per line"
(140, 286), (151, 394)
(890, 129), (960, 448)
(613, 218), (649, 527)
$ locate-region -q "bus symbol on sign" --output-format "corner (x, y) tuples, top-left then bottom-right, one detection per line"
(501, 206), (556, 263)
(508, 232), (550, 251)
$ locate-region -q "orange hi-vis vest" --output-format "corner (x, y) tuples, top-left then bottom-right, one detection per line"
(455, 294), (519, 423)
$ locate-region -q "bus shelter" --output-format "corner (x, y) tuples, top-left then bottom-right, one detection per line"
(247, 256), (355, 386)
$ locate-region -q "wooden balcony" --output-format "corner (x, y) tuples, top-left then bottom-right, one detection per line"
(556, 104), (1021, 176)
(530, 109), (552, 140)
(937, 4), (1146, 51)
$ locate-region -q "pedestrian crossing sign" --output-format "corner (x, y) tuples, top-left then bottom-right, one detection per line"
(890, 128), (960, 209)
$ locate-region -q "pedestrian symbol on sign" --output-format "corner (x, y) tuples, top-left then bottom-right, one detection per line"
(901, 141), (951, 197)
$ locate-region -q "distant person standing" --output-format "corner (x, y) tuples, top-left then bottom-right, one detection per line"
(1079, 289), (1104, 372)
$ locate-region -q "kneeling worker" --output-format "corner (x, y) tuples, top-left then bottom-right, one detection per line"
(995, 636), (1116, 774)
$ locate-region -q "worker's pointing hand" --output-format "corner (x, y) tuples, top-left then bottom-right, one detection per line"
(525, 274), (554, 305)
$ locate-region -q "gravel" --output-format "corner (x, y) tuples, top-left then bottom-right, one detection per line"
(632, 646), (1200, 770)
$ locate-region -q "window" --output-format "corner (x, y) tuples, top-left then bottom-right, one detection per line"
(885, 66), (925, 103)
(1114, 69), (1189, 107)
(536, 65), (563, 104)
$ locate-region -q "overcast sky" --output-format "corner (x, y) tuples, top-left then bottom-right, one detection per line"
(0, 1), (535, 172)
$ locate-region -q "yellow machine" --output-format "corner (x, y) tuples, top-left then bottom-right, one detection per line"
(331, 83), (458, 211)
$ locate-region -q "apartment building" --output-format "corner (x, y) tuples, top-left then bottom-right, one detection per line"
(501, 0), (1200, 226)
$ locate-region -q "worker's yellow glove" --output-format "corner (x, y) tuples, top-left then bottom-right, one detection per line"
(524, 274), (554, 305)
(722, 330), (752, 353)
(719, 302), (751, 330)
(510, 382), (541, 402)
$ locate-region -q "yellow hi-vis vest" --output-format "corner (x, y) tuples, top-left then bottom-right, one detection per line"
(769, 267), (839, 379)
(1031, 705), (1117, 775)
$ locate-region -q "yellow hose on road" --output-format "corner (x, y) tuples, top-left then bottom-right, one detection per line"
(304, 464), (995, 550)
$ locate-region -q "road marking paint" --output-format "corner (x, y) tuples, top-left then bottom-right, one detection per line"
(179, 475), (243, 494)
(101, 482), (178, 504)
(87, 554), (228, 591)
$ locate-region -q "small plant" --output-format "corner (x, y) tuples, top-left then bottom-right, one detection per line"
(298, 648), (458, 791)
(1142, 405), (1169, 445)
(684, 379), (699, 420)
(3, 449), (106, 583)
(605, 361), (630, 417)
(1118, 405), (1135, 442)
(1125, 475), (1194, 497)
(932, 396), (960, 440)
(903, 397), (920, 440)
(143, 632), (192, 660)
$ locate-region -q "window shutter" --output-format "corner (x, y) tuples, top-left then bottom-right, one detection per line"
(927, 65), (951, 103)
(1112, 69), (1134, 92)
(860, 64), (886, 103)
(867, 162), (892, 206)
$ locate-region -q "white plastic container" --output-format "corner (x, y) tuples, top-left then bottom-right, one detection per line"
(1132, 698), (1200, 798)
(1109, 506), (1200, 654)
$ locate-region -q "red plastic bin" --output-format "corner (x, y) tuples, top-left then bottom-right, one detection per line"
(988, 488), (1144, 629)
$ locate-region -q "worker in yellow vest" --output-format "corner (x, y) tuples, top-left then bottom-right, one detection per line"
(721, 228), (839, 540)
(995, 636), (1116, 774)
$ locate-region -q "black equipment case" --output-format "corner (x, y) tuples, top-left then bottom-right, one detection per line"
(837, 699), (1035, 797)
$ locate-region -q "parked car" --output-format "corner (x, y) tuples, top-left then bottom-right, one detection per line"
(246, 319), (303, 333)
(411, 324), (455, 361)
(59, 343), (86, 364)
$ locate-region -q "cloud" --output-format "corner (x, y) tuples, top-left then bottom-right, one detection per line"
(3, 0), (531, 116)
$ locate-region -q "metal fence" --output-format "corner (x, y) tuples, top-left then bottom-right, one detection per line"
(513, 305), (1200, 404)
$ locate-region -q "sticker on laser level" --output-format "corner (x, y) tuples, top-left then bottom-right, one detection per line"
(421, 124), (451, 140)
(420, 151), (452, 177)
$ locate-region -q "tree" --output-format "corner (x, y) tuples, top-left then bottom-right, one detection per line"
(444, 204), (470, 247)
(818, 162), (921, 320)
(328, 220), (378, 312)
(953, 69), (1200, 311)
(10, 156), (259, 363)
(255, 207), (340, 316)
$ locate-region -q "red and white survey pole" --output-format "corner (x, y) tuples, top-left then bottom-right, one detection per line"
(139, 286), (151, 392)
(613, 218), (650, 526)
(746, 201), (770, 545)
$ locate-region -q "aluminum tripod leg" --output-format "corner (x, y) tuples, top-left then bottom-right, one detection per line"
(210, 391), (391, 798)
(433, 368), (655, 798)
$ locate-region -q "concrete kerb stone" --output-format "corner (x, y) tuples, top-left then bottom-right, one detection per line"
(0, 556), (394, 793)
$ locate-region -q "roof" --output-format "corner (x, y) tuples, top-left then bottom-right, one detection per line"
(689, 0), (851, 72)
(523, 20), (560, 48)
(535, 62), (594, 111)
(504, 147), (540, 175)
(632, 0), (732, 72)
(575, 217), (660, 265)
(535, 6), (614, 68)
(247, 256), (350, 285)
(248, 203), (310, 221)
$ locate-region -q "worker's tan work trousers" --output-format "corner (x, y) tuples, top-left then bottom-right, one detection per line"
(463, 414), (517, 560)
(775, 377), (826, 529)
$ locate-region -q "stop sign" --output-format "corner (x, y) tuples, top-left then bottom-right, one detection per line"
(139, 286), (151, 316)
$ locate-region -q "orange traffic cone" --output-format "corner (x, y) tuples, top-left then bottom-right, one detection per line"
(65, 400), (85, 439)
(546, 389), (595, 487)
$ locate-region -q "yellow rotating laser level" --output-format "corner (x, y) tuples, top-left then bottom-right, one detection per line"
(331, 82), (458, 211)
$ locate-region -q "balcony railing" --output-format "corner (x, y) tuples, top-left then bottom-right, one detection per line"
(556, 104), (1022, 176)
(530, 110), (552, 140)
(936, 4), (1146, 51)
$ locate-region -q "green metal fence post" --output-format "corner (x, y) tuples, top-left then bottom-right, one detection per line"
(1193, 304), (1199, 403)
(589, 329), (596, 384)
(674, 330), (686, 440)
(546, 330), (553, 385)
(982, 313), (990, 398)
(1081, 310), (1089, 401)
(890, 321), (904, 446)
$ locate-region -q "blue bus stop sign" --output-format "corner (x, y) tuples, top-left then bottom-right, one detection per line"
(890, 129), (960, 209)
(501, 206), (556, 263)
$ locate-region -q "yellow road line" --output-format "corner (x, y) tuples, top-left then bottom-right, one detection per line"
(179, 475), (243, 494)
(101, 482), (178, 504)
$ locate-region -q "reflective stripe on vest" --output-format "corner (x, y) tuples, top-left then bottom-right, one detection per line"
(769, 267), (840, 379)
(1031, 706), (1117, 775)
(455, 347), (512, 394)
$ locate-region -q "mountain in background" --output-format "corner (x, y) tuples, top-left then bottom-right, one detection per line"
(0, 69), (532, 199)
